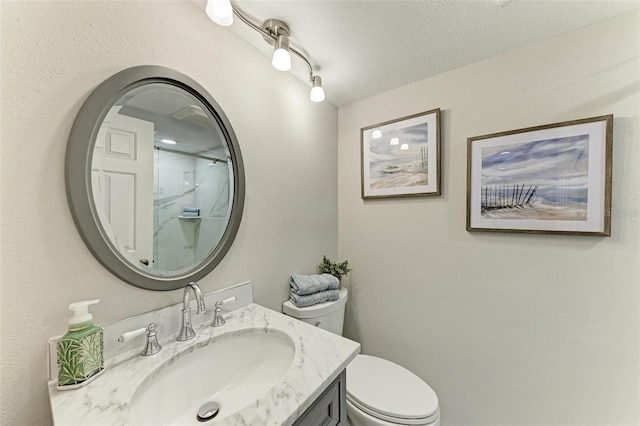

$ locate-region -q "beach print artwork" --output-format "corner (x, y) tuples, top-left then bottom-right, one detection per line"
(361, 109), (440, 199)
(467, 115), (613, 236)
(480, 135), (589, 221)
(368, 122), (429, 189)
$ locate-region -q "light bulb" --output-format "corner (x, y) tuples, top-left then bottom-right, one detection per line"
(390, 137), (399, 146)
(400, 143), (409, 151)
(310, 86), (325, 102)
(310, 76), (325, 102)
(372, 130), (382, 139)
(272, 35), (291, 71)
(272, 49), (291, 71)
(206, 0), (233, 26)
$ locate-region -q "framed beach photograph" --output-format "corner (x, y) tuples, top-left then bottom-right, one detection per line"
(361, 109), (441, 199)
(467, 115), (613, 236)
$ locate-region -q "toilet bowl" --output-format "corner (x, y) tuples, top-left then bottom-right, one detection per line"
(346, 354), (439, 426)
(282, 288), (440, 426)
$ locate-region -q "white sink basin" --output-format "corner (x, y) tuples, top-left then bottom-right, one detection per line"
(129, 329), (295, 425)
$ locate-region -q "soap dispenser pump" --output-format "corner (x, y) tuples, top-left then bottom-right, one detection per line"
(56, 299), (105, 390)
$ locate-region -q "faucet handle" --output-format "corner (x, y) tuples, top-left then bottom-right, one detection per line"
(118, 327), (147, 343)
(217, 296), (237, 306)
(211, 296), (237, 328)
(118, 323), (162, 356)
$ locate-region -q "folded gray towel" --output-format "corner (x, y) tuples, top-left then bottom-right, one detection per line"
(290, 273), (339, 296)
(289, 289), (340, 307)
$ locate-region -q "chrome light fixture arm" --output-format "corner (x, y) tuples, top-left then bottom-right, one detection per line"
(227, 1), (325, 101)
(231, 5), (314, 80)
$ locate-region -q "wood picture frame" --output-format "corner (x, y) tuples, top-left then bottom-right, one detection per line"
(467, 115), (613, 236)
(361, 109), (441, 199)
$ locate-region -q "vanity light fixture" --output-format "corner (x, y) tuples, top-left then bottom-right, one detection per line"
(371, 129), (382, 139)
(390, 137), (399, 146)
(205, 1), (326, 103)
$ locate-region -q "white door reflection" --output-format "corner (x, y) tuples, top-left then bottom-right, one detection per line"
(92, 107), (154, 268)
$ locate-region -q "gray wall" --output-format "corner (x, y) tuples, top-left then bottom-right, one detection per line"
(338, 11), (639, 425)
(0, 2), (338, 425)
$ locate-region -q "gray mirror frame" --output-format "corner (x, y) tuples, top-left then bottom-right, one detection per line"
(66, 66), (245, 291)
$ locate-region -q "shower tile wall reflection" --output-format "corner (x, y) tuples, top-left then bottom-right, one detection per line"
(153, 149), (231, 274)
(194, 156), (230, 264)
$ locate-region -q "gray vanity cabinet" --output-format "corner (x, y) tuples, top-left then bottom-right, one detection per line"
(293, 370), (346, 425)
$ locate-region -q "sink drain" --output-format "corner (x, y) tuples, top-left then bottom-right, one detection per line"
(196, 401), (220, 422)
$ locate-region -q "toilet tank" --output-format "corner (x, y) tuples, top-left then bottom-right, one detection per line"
(282, 288), (348, 336)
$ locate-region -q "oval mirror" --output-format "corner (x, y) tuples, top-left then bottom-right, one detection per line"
(66, 66), (245, 291)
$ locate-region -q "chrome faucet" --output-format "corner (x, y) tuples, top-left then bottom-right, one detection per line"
(210, 296), (237, 327)
(118, 323), (162, 356)
(176, 282), (207, 341)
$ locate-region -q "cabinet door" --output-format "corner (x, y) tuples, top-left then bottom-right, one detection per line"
(293, 370), (346, 426)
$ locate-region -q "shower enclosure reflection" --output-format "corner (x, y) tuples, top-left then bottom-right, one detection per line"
(152, 146), (231, 274)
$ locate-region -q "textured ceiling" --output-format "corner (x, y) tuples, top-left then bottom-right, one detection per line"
(196, 0), (640, 106)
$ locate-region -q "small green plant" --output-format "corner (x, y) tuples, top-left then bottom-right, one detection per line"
(317, 255), (352, 279)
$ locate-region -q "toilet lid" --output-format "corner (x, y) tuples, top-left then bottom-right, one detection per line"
(346, 354), (439, 422)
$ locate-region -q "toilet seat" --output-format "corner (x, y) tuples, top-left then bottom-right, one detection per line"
(347, 354), (439, 425)
(347, 397), (440, 425)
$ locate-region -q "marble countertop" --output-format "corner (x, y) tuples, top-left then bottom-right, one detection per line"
(48, 303), (360, 425)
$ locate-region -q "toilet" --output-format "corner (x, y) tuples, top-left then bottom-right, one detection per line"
(283, 288), (440, 426)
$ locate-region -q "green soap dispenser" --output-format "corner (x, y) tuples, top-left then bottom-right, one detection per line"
(56, 299), (105, 390)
